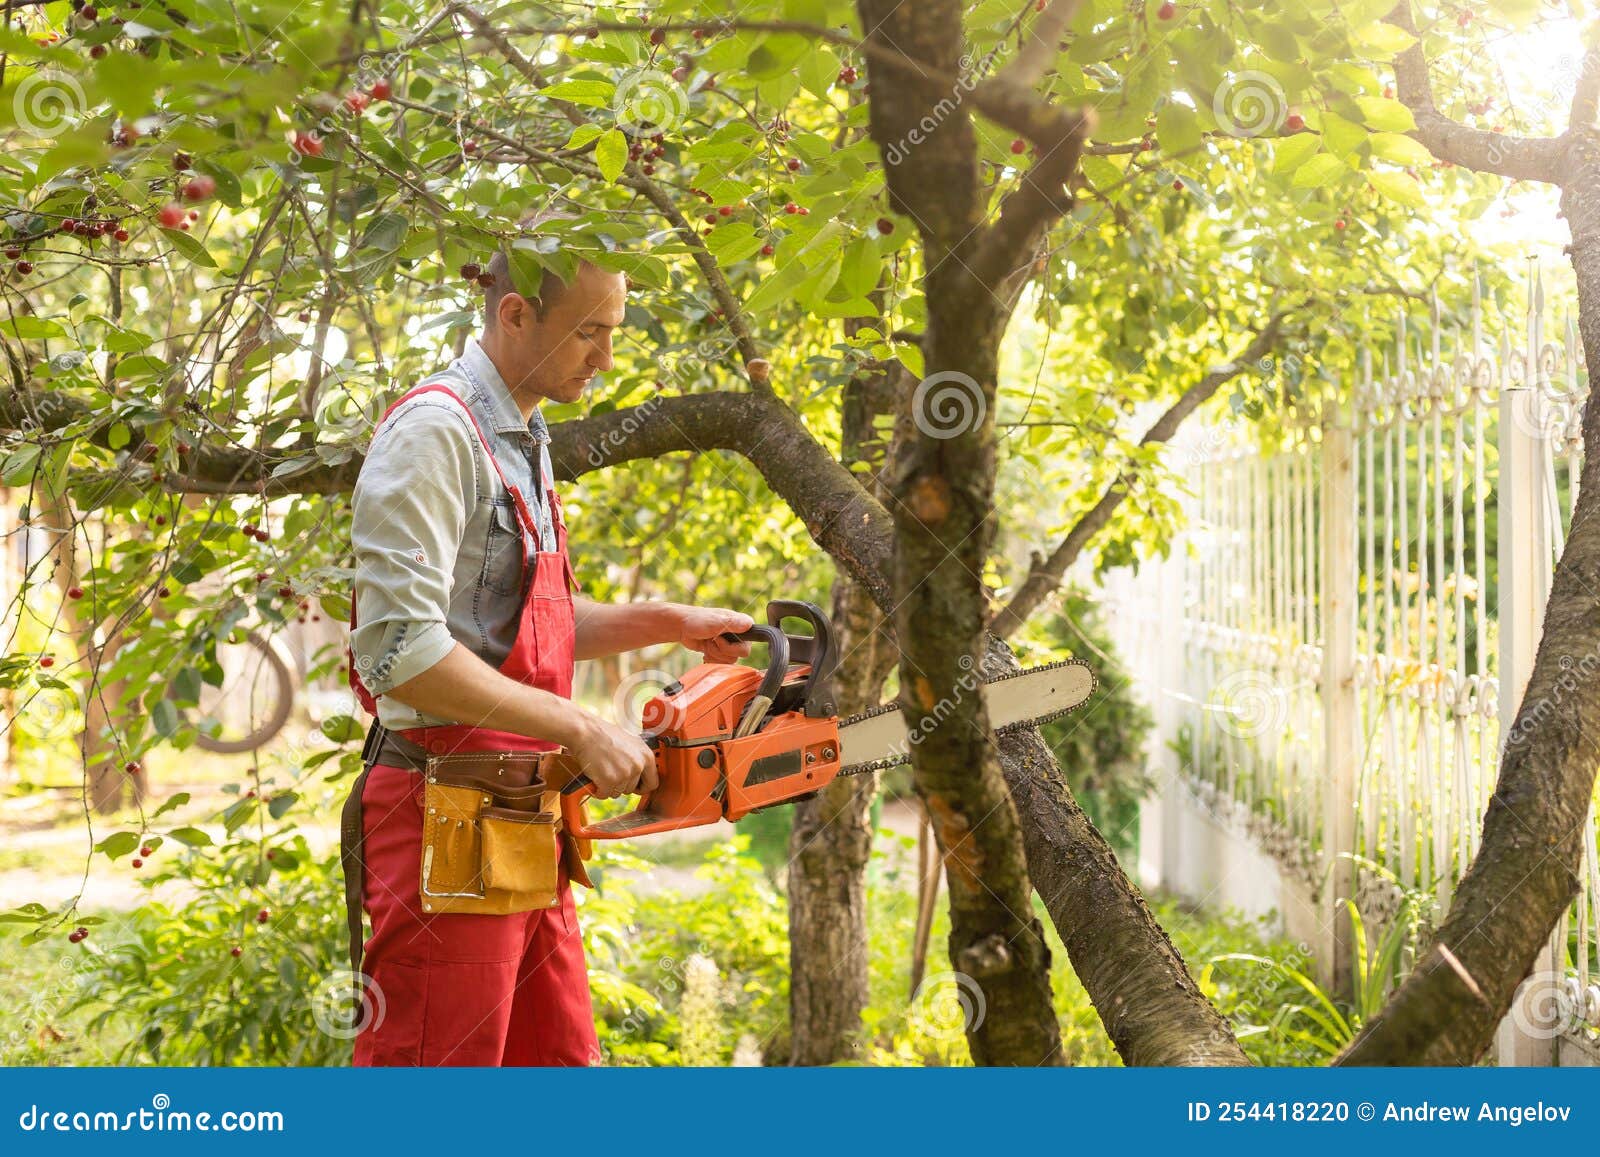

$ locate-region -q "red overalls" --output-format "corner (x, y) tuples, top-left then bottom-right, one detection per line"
(346, 382), (600, 1067)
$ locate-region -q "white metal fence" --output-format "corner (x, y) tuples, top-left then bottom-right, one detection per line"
(1104, 266), (1599, 1064)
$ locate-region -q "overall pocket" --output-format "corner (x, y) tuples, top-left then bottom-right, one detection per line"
(481, 498), (525, 597)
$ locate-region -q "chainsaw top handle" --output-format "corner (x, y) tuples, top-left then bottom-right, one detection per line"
(720, 599), (839, 720)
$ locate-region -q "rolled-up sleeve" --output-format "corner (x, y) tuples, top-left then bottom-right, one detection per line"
(350, 398), (478, 695)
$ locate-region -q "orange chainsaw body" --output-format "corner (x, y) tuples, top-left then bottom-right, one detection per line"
(560, 601), (843, 840)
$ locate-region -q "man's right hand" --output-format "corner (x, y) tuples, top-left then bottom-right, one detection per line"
(568, 714), (658, 800)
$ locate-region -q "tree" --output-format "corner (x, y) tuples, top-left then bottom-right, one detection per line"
(0, 0), (1567, 1066)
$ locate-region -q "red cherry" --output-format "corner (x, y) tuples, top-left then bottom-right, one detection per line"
(230, 946), (242, 958)
(1172, 179), (1184, 191)
(1285, 113), (1306, 133)
(68, 928), (87, 943)
(177, 441), (191, 454)
(1383, 85), (1395, 99)
(876, 217), (894, 234)
(256, 909), (269, 923)
(370, 79), (393, 102)
(154, 514), (167, 526)
(1157, 1), (1177, 19)
(797, 206), (809, 215)
(90, 43), (107, 59)
(1335, 218), (1348, 230)
(255, 572), (269, 583)
(463, 140), (478, 154)
(172, 151), (192, 171)
(343, 91), (369, 115)
(649, 28), (665, 45)
(4, 248), (19, 260)
(140, 844), (153, 856)
(157, 587), (170, 598)
(717, 205), (733, 217)
(186, 208), (200, 222)
(296, 311), (311, 323)
(1010, 138), (1027, 154)
(125, 760), (141, 774)
(14, 261), (31, 275)
(245, 789), (256, 798)
(158, 202), (185, 228)
(704, 212), (718, 224)
(1457, 10), (1471, 26)
(476, 272), (494, 287)
(277, 586), (293, 598)
(131, 858), (143, 868)
(39, 655), (54, 668)
(183, 174), (216, 202)
(67, 586), (84, 599)
(784, 202), (799, 214)
(253, 528), (269, 543)
(241, 521), (258, 535)
(459, 262), (481, 281)
(786, 159), (800, 171)
(113, 227), (129, 242)
(291, 132), (323, 157)
(760, 243), (774, 256)
(838, 67), (857, 85)
(80, 4), (98, 20)
(641, 163), (655, 174)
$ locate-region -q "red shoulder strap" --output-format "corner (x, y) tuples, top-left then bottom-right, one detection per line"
(376, 382), (543, 547)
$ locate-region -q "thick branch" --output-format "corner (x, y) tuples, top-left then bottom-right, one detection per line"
(1389, 1), (1564, 183)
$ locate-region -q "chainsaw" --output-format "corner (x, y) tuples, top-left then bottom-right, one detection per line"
(555, 599), (1096, 840)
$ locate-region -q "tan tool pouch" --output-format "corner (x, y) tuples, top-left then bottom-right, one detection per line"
(418, 757), (567, 915)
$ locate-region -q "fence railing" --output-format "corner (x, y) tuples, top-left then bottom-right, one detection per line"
(1104, 265), (1599, 1063)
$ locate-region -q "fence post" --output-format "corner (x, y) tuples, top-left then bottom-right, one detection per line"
(1493, 282), (1561, 1066)
(1321, 409), (1359, 999)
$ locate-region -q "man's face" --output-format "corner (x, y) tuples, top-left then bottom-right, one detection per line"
(500, 263), (627, 404)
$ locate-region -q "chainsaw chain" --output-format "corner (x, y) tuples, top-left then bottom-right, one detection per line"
(835, 658), (1098, 777)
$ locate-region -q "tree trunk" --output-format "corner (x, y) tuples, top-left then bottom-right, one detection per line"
(1339, 132), (1600, 1065)
(787, 335), (899, 1065)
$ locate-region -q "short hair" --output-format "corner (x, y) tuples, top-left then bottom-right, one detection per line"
(484, 208), (578, 326)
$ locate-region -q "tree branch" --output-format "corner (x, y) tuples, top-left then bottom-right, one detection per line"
(988, 313), (1289, 639)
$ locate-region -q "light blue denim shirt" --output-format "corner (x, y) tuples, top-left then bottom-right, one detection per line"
(350, 337), (561, 730)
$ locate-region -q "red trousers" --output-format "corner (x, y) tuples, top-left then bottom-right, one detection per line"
(352, 764), (600, 1066)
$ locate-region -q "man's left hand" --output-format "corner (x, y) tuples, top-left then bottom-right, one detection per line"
(678, 607), (755, 663)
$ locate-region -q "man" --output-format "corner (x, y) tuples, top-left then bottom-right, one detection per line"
(344, 241), (753, 1066)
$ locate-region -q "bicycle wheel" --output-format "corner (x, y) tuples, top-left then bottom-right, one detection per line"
(184, 630), (297, 754)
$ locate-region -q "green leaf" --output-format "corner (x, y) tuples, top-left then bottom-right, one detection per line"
(2, 316), (66, 339)
(150, 791), (190, 820)
(166, 826), (213, 847)
(319, 714), (364, 743)
(160, 227), (218, 268)
(542, 79), (615, 108)
(1368, 169), (1426, 207)
(96, 831), (140, 860)
(1355, 96), (1417, 133)
(594, 128), (629, 183)
(1369, 132), (1433, 166)
(267, 791), (299, 819)
(152, 697), (179, 738)
(1156, 101), (1203, 156)
(1292, 153), (1350, 188)
(107, 422), (131, 450)
(1272, 133), (1322, 176)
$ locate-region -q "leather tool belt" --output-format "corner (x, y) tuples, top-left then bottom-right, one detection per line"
(341, 723), (594, 999)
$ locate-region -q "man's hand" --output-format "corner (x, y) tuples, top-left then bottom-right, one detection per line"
(567, 714), (659, 800)
(678, 606), (755, 663)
